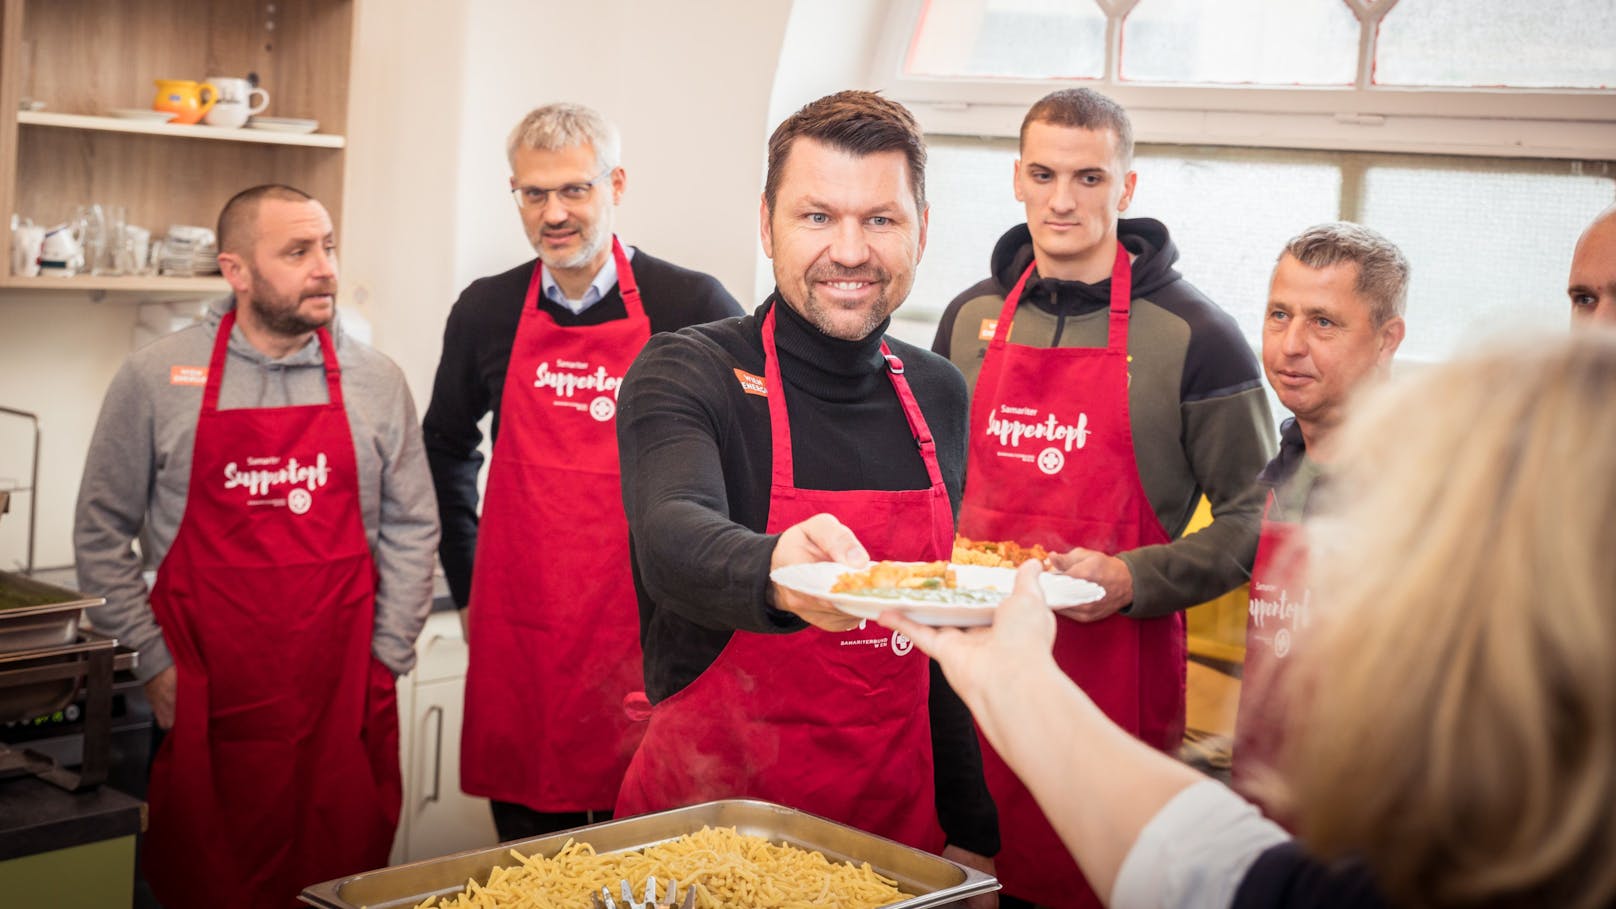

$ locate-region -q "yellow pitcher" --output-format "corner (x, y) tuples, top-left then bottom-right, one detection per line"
(152, 79), (218, 124)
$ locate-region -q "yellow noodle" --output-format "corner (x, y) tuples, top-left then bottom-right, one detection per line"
(415, 826), (910, 909)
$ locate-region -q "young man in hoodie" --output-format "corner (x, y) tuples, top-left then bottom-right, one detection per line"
(932, 88), (1275, 909)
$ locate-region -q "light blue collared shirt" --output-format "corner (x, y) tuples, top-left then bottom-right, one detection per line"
(540, 244), (636, 315)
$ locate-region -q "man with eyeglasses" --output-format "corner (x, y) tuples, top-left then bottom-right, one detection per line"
(422, 103), (741, 841)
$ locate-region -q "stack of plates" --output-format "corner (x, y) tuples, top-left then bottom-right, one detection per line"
(108, 108), (179, 123)
(248, 116), (319, 134)
(157, 225), (219, 277)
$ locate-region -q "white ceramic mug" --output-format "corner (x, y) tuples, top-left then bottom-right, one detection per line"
(39, 223), (83, 276)
(203, 76), (268, 128)
(11, 220), (45, 277)
(204, 104), (251, 128)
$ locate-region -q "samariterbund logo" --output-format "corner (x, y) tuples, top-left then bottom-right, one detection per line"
(1249, 580), (1313, 660)
(837, 624), (916, 656)
(985, 404), (1091, 476)
(223, 454), (330, 515)
(534, 359), (624, 422)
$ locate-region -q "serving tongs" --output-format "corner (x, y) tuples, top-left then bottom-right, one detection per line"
(590, 876), (695, 909)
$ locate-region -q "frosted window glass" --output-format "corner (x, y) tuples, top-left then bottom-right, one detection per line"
(1122, 0), (1359, 85)
(905, 0), (1106, 79)
(1376, 0), (1616, 88)
(1360, 165), (1614, 360)
(903, 138), (1027, 320)
(1127, 151), (1342, 335)
(900, 138), (1614, 370)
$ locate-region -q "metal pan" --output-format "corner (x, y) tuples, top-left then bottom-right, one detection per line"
(0, 572), (101, 654)
(301, 799), (998, 909)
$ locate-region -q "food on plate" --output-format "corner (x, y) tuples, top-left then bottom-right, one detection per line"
(951, 535), (1050, 568)
(829, 560), (1003, 606)
(831, 560), (955, 593)
(414, 825), (910, 908)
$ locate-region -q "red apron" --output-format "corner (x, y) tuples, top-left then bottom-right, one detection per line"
(614, 303), (950, 851)
(461, 238), (650, 811)
(1232, 497), (1309, 800)
(145, 310), (400, 909)
(959, 245), (1186, 908)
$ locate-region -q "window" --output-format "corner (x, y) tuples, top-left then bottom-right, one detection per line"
(877, 0), (1616, 157)
(903, 138), (1613, 360)
(880, 0), (1616, 361)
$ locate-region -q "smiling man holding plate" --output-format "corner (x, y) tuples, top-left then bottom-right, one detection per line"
(613, 91), (997, 903)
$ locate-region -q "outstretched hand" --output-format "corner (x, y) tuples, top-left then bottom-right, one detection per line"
(1049, 546), (1133, 621)
(769, 513), (869, 632)
(875, 560), (1054, 713)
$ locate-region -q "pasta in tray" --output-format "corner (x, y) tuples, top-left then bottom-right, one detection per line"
(415, 825), (911, 909)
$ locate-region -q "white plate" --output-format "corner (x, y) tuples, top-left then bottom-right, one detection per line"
(248, 117), (319, 134)
(770, 561), (1104, 627)
(108, 108), (178, 122)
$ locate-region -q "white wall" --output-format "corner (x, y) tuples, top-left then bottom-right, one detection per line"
(449, 0), (793, 310)
(0, 297), (139, 570)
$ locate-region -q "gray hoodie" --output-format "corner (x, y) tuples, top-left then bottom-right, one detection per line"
(74, 297), (439, 681)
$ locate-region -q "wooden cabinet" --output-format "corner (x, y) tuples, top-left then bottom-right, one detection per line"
(0, 0), (354, 299)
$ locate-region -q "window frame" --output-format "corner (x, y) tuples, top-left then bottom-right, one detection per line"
(875, 0), (1616, 160)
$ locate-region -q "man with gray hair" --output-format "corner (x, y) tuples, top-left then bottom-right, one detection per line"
(423, 103), (740, 839)
(1233, 221), (1408, 800)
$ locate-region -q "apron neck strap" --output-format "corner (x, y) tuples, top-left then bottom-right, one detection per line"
(522, 235), (643, 322)
(991, 240), (1134, 352)
(204, 308), (343, 412)
(762, 303), (794, 488)
(1105, 241), (1132, 350)
(762, 302), (943, 491)
(878, 344), (946, 490)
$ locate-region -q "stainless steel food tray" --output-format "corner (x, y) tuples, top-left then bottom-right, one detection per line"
(301, 799), (998, 909)
(0, 571), (102, 654)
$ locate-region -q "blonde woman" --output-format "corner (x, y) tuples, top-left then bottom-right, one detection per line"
(881, 331), (1616, 909)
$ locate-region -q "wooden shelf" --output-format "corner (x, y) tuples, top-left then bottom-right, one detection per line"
(0, 274), (228, 297)
(17, 111), (345, 148)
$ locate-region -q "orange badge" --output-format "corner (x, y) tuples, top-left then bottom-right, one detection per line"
(733, 368), (768, 397)
(170, 365), (208, 387)
(978, 318), (999, 341)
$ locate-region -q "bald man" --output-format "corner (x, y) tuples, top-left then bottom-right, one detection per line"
(1569, 205), (1616, 326)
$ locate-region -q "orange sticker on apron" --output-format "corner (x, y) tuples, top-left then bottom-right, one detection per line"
(733, 368), (768, 397)
(978, 318), (999, 341)
(170, 365), (208, 386)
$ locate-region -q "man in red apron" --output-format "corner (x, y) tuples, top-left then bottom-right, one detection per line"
(933, 89), (1277, 908)
(1235, 223), (1407, 803)
(1568, 205), (1616, 326)
(612, 92), (997, 899)
(423, 103), (740, 841)
(74, 185), (440, 907)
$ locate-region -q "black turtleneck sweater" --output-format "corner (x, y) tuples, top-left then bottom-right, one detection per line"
(616, 296), (995, 854)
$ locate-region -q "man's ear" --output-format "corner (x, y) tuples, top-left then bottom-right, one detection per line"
(218, 252), (251, 295)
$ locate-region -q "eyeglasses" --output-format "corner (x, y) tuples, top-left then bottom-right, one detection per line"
(510, 170), (610, 209)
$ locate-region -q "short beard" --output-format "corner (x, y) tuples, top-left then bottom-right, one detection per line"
(536, 217), (610, 272)
(798, 264), (894, 341)
(248, 267), (334, 337)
